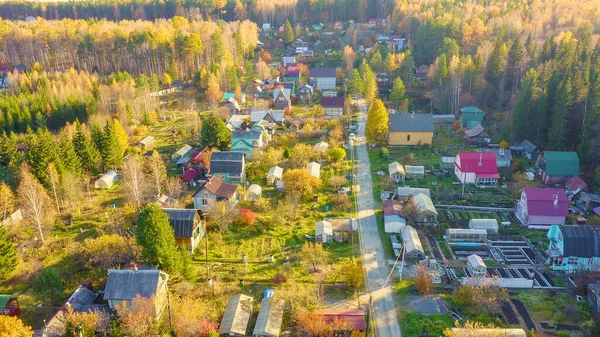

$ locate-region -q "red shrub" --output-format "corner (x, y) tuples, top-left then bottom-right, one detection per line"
(240, 208), (256, 226)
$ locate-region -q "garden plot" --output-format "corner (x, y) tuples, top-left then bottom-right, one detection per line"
(462, 266), (556, 289)
(489, 240), (534, 265)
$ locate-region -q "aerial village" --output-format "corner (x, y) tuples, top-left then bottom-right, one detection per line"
(0, 2), (599, 337)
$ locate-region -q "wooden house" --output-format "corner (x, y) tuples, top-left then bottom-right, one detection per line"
(104, 269), (169, 319)
(162, 208), (205, 254)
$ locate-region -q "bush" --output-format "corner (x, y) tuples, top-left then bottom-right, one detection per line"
(273, 274), (287, 284)
(33, 268), (64, 304)
(239, 209), (256, 226)
(331, 194), (351, 211)
(379, 147), (389, 158)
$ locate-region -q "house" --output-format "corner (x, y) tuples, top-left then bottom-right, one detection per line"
(316, 220), (334, 243)
(222, 98), (242, 113)
(186, 148), (211, 177)
(297, 85), (313, 104)
(282, 56), (296, 66)
(464, 124), (490, 145)
(321, 97), (345, 119)
(262, 23), (271, 31)
(515, 188), (567, 229)
(310, 68), (337, 89)
(518, 139), (539, 162)
(458, 106), (486, 128)
(478, 148), (512, 168)
(577, 192), (600, 213)
(446, 229), (487, 245)
(273, 88), (291, 110)
(469, 219), (498, 234)
(413, 193), (438, 226)
(162, 208), (205, 254)
(314, 310), (366, 332)
(138, 136), (155, 149)
(227, 114), (251, 130)
(222, 92), (246, 104)
(383, 200), (405, 233)
(467, 254), (486, 277)
(246, 184), (262, 201)
(388, 161), (405, 183)
(454, 152), (499, 187)
(283, 69), (299, 82)
(536, 151), (580, 185)
(587, 282), (600, 317)
(192, 176), (238, 211)
(448, 328), (526, 337)
(253, 297), (284, 337)
(266, 166), (283, 185)
(390, 36), (407, 52)
(565, 175), (588, 198)
(306, 162), (321, 178)
(104, 269), (169, 319)
(546, 225), (600, 272)
(210, 151), (245, 184)
(401, 225), (425, 260)
(94, 170), (118, 189)
(219, 294), (253, 337)
(387, 113), (434, 146)
(172, 145), (193, 161)
(405, 165), (425, 179)
(0, 295), (20, 317)
(251, 110), (285, 126)
(180, 169), (201, 188)
(313, 141), (329, 153)
(231, 131), (263, 158)
(396, 187), (430, 201)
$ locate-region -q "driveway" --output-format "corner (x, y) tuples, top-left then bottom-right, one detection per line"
(354, 99), (402, 337)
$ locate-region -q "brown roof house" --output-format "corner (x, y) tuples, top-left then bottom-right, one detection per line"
(103, 269), (169, 319)
(192, 176), (238, 211)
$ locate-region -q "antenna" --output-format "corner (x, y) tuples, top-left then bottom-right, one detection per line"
(478, 153), (483, 166)
(553, 193), (559, 207)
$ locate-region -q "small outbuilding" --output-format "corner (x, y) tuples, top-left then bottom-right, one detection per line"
(246, 184), (262, 201)
(253, 297), (284, 337)
(467, 254), (487, 277)
(405, 165), (425, 179)
(94, 170), (118, 189)
(306, 162), (321, 179)
(469, 219), (499, 234)
(401, 226), (425, 260)
(315, 220), (333, 243)
(313, 141), (329, 153)
(172, 145), (193, 161)
(384, 214), (406, 234)
(388, 161), (405, 183)
(138, 136), (155, 149)
(267, 166), (283, 185)
(219, 294), (253, 337)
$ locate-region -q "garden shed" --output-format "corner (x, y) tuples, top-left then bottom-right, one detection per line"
(384, 214), (406, 233)
(315, 220), (333, 243)
(306, 162), (321, 178)
(94, 170), (118, 189)
(405, 165), (425, 179)
(467, 254), (486, 277)
(253, 297), (284, 337)
(172, 145), (193, 161)
(246, 184), (262, 201)
(401, 225), (425, 260)
(388, 161), (405, 183)
(266, 166), (283, 185)
(219, 294), (253, 337)
(469, 219), (499, 234)
(313, 141), (329, 153)
(441, 156), (455, 169)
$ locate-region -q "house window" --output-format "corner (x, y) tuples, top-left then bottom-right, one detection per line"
(407, 135), (411, 141)
(568, 257), (578, 265)
(233, 177), (239, 182)
(201, 199), (208, 206)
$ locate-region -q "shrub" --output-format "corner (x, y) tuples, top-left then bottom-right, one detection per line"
(331, 194), (351, 211)
(240, 209), (256, 226)
(273, 274), (287, 284)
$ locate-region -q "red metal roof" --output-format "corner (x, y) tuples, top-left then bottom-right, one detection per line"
(315, 310), (366, 331)
(180, 169), (200, 182)
(383, 200), (402, 216)
(193, 176), (237, 199)
(454, 152), (498, 175)
(523, 188), (568, 217)
(565, 175), (587, 192)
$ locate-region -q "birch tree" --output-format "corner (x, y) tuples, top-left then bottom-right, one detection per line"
(17, 163), (54, 243)
(46, 163), (61, 213)
(122, 155), (148, 211)
(145, 151), (167, 197)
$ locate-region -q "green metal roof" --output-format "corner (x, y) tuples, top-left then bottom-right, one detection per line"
(460, 106), (486, 121)
(0, 295), (17, 309)
(544, 151), (580, 176)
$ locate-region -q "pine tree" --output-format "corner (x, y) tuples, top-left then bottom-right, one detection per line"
(390, 77), (407, 111)
(136, 204), (180, 273)
(0, 224), (17, 280)
(28, 128), (63, 187)
(101, 121), (123, 169)
(547, 78), (572, 150)
(73, 122), (101, 174)
(200, 114), (231, 150)
(283, 19), (295, 45)
(365, 99), (389, 145)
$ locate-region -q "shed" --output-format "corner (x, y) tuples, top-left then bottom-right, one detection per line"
(172, 145), (193, 161)
(306, 162), (321, 179)
(313, 141), (329, 153)
(314, 310), (366, 332)
(138, 136), (155, 148)
(94, 170), (118, 189)
(0, 295), (20, 317)
(405, 165), (425, 179)
(246, 184), (262, 201)
(388, 161), (405, 183)
(384, 214), (406, 233)
(469, 219), (498, 234)
(219, 294), (253, 337)
(104, 269), (169, 318)
(397, 187), (430, 201)
(267, 166), (283, 185)
(315, 220), (333, 243)
(467, 254), (486, 277)
(441, 156), (455, 169)
(253, 297), (284, 337)
(401, 225), (424, 259)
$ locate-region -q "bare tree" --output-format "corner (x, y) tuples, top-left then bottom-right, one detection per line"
(60, 172), (85, 211)
(164, 177), (183, 201)
(17, 163), (55, 243)
(145, 150), (167, 197)
(0, 182), (15, 221)
(46, 163), (61, 213)
(122, 155), (148, 211)
(207, 201), (239, 233)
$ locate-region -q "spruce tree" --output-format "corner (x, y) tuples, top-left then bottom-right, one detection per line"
(136, 204), (180, 273)
(89, 122), (104, 152)
(512, 69), (539, 140)
(28, 128), (63, 186)
(200, 114), (231, 150)
(547, 78), (572, 150)
(485, 40), (507, 89)
(59, 134), (81, 174)
(282, 19), (295, 45)
(101, 121), (123, 169)
(390, 77), (407, 111)
(73, 122), (102, 174)
(0, 224), (17, 280)
(506, 38), (524, 92)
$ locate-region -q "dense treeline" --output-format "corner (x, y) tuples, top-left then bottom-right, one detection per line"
(0, 17), (258, 78)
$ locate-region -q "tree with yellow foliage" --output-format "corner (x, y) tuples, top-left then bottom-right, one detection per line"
(0, 315), (34, 337)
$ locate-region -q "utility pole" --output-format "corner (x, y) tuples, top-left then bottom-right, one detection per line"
(205, 233), (209, 278)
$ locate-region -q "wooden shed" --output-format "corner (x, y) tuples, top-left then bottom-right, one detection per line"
(388, 161), (405, 183)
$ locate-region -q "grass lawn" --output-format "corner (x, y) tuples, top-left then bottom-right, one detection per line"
(514, 289), (583, 324)
(398, 311), (455, 337)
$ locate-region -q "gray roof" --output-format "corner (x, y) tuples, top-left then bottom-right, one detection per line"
(467, 254), (486, 268)
(413, 193), (437, 215)
(232, 130), (262, 140)
(310, 68), (337, 77)
(389, 113), (434, 132)
(478, 148), (512, 161)
(397, 187), (430, 198)
(162, 208), (202, 238)
(401, 225), (424, 255)
(316, 220), (333, 236)
(210, 151), (244, 176)
(104, 269), (167, 301)
(253, 297), (284, 337)
(559, 225), (600, 258)
(519, 139), (538, 152)
(219, 294), (253, 336)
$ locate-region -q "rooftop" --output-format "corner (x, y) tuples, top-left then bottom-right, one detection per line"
(455, 152), (499, 175)
(523, 188), (568, 217)
(162, 208), (202, 238)
(104, 269), (167, 301)
(556, 225), (600, 258)
(219, 294), (253, 336)
(565, 176), (587, 193)
(194, 176), (238, 199)
(321, 96), (345, 108)
(314, 310), (366, 331)
(210, 151), (244, 175)
(467, 254), (486, 268)
(543, 151), (580, 176)
(401, 225), (424, 255)
(388, 113), (434, 133)
(310, 68), (337, 77)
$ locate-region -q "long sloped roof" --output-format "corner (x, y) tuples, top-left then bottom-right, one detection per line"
(104, 269), (167, 301)
(413, 193), (437, 215)
(210, 151), (244, 175)
(559, 225), (600, 258)
(253, 297), (284, 336)
(162, 208), (201, 238)
(401, 225), (424, 255)
(389, 113), (434, 132)
(219, 294), (253, 336)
